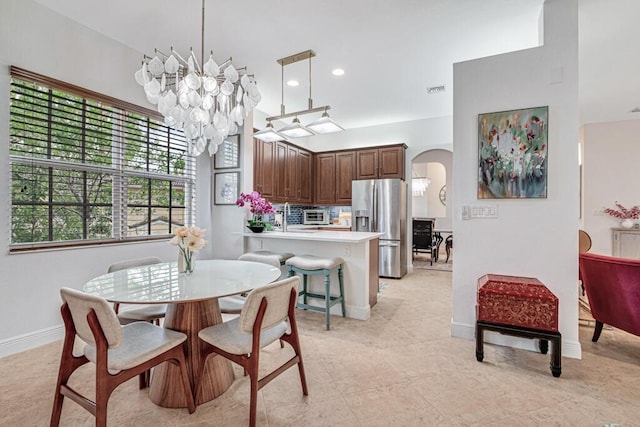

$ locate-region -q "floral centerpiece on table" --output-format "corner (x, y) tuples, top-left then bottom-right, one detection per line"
(236, 191), (276, 231)
(170, 226), (207, 274)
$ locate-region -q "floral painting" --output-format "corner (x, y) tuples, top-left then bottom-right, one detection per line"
(478, 106), (548, 199)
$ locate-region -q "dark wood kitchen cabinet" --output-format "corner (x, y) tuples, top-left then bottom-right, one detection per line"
(253, 138), (276, 198)
(291, 145), (313, 204)
(355, 144), (406, 180)
(336, 150), (356, 203)
(314, 150), (356, 205)
(268, 140), (313, 204)
(315, 152), (336, 205)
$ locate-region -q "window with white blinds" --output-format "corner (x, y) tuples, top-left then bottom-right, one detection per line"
(9, 67), (196, 251)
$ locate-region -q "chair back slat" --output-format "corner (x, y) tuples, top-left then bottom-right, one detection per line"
(239, 277), (299, 333)
(107, 257), (162, 273)
(60, 287), (123, 347)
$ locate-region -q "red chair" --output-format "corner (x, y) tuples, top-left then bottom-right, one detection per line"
(579, 252), (640, 342)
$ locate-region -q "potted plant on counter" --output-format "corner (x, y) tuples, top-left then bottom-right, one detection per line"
(236, 191), (276, 232)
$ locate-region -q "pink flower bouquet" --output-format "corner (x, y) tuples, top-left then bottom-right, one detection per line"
(604, 202), (640, 220)
(236, 191), (276, 229)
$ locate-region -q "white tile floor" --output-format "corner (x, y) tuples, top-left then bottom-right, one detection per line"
(2, 269), (639, 426)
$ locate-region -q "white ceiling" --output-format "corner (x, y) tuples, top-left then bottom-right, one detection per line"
(31, 0), (640, 130)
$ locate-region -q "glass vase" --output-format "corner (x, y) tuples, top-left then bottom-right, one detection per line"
(178, 249), (194, 275)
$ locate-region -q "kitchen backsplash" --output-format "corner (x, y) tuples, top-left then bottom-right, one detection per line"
(271, 205), (351, 225)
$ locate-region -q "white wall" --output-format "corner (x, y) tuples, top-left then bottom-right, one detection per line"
(0, 0), (216, 357)
(452, 0), (581, 358)
(582, 119), (640, 255)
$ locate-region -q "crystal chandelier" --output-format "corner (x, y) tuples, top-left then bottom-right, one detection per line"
(134, 0), (261, 157)
(412, 177), (431, 197)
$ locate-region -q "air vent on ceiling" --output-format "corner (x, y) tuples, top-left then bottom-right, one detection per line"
(631, 106), (640, 113)
(427, 85), (446, 94)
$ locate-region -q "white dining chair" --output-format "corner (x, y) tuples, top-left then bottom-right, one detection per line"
(107, 257), (167, 325)
(218, 255), (283, 314)
(51, 287), (195, 427)
(195, 276), (308, 427)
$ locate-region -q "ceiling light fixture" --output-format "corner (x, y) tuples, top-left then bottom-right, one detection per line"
(253, 121), (284, 142)
(134, 0), (261, 156)
(412, 177), (431, 197)
(255, 49), (343, 141)
(411, 166), (431, 197)
(332, 68), (345, 76)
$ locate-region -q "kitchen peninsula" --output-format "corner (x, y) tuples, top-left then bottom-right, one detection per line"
(241, 230), (381, 320)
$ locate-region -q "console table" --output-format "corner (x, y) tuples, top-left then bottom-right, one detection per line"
(612, 228), (640, 259)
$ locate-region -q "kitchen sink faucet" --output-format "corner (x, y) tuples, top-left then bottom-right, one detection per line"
(283, 202), (290, 232)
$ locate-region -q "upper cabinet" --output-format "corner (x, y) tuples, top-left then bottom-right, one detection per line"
(289, 145), (313, 204)
(314, 150), (356, 205)
(356, 144), (406, 180)
(254, 140), (405, 206)
(255, 139), (313, 205)
(253, 138), (276, 199)
(335, 151), (356, 203)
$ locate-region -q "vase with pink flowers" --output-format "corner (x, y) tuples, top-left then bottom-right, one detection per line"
(604, 202), (640, 228)
(236, 191), (276, 232)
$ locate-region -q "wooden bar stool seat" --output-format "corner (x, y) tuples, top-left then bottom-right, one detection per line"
(286, 255), (345, 330)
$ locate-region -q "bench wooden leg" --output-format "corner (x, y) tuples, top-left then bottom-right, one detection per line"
(475, 321), (561, 377)
(475, 322), (484, 362)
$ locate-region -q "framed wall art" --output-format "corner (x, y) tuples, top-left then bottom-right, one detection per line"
(477, 106), (548, 199)
(214, 172), (240, 205)
(214, 134), (240, 169)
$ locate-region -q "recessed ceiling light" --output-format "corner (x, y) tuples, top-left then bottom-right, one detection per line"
(287, 80), (299, 87)
(332, 68), (345, 76)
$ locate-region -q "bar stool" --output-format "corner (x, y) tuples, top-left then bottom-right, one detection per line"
(286, 255), (345, 330)
(238, 250), (294, 267)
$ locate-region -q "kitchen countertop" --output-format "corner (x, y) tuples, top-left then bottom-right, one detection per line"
(241, 230), (382, 243)
(287, 224), (351, 230)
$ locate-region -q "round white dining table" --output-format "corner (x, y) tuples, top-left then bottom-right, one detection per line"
(84, 259), (281, 408)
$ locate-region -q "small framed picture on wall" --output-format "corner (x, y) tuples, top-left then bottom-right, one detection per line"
(214, 134), (240, 169)
(214, 172), (240, 205)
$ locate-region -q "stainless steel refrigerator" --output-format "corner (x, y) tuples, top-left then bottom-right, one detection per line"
(352, 179), (407, 278)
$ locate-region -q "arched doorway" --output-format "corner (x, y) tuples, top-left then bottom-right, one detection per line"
(411, 149), (452, 229)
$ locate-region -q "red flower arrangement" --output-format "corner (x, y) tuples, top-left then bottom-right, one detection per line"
(604, 202), (640, 220)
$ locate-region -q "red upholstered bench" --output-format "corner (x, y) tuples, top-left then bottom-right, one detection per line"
(475, 274), (562, 377)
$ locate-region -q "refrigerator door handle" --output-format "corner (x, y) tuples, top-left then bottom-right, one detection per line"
(372, 182), (377, 231)
(380, 241), (399, 247)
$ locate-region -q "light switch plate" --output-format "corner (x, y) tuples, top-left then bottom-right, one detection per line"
(462, 204), (498, 219)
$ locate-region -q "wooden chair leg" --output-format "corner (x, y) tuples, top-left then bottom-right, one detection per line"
(51, 304), (90, 427)
(592, 320), (604, 342)
(248, 357), (260, 427)
(284, 297), (309, 396)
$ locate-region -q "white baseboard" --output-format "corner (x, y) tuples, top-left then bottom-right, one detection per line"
(0, 325), (63, 359)
(450, 321), (582, 359)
